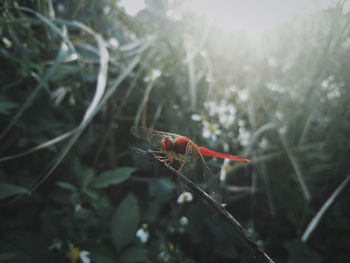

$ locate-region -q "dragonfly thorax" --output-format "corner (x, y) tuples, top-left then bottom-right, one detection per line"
(161, 137), (175, 151)
(161, 136), (191, 154)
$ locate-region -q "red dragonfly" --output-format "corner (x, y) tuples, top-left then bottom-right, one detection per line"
(131, 126), (249, 202)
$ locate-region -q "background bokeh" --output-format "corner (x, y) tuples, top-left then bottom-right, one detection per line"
(1, 1), (350, 262)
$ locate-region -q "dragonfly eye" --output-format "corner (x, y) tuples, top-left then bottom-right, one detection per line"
(161, 137), (174, 151)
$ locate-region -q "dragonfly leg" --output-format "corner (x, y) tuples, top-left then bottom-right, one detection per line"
(152, 150), (167, 154)
(158, 157), (171, 162)
(177, 153), (186, 173)
(158, 156), (170, 159)
(149, 150), (168, 157)
(164, 152), (175, 166)
(156, 152), (175, 167)
(150, 150), (169, 160)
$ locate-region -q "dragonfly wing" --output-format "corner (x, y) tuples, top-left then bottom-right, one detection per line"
(131, 126), (183, 144)
(198, 153), (222, 202)
(175, 143), (196, 198)
(183, 141), (222, 202)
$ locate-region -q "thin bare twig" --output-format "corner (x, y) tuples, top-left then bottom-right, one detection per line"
(131, 147), (275, 263)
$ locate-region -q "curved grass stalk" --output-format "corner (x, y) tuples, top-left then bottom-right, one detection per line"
(134, 81), (154, 128)
(2, 10), (106, 198)
(0, 27), (148, 167)
(16, 7), (76, 51)
(0, 29), (74, 142)
(23, 25), (146, 195)
(243, 122), (277, 156)
(280, 133), (311, 201)
(2, 7), (151, 198)
(23, 22), (108, 194)
(0, 129), (77, 162)
(301, 175), (350, 242)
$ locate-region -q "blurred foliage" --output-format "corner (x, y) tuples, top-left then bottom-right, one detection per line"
(1, 0), (350, 262)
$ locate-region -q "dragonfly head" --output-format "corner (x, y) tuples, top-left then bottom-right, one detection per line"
(161, 137), (174, 151)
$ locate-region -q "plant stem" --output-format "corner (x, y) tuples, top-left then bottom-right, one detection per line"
(131, 147), (275, 263)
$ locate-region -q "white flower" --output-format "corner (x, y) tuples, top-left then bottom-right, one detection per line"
(2, 37), (12, 48)
(259, 137), (269, 149)
(328, 75), (335, 81)
(202, 122), (221, 142)
(279, 126), (288, 135)
(191, 114), (207, 122)
(228, 85), (238, 94)
(266, 82), (284, 93)
(108, 38), (119, 48)
(321, 75), (342, 99)
(166, 10), (182, 21)
(157, 251), (170, 261)
(191, 114), (200, 121)
(238, 120), (246, 127)
(238, 127), (251, 147)
(238, 89), (249, 102)
(67, 247), (90, 263)
(103, 6), (111, 15)
(50, 87), (67, 105)
(275, 111), (284, 121)
(80, 251), (91, 263)
(321, 79), (329, 89)
(144, 69), (162, 82)
(219, 114), (235, 128)
(204, 101), (217, 116)
(219, 158), (231, 182)
(136, 224), (149, 243)
(178, 216), (188, 226)
(217, 102), (237, 128)
(177, 192), (193, 204)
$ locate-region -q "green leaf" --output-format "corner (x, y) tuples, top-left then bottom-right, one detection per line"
(56, 181), (77, 191)
(84, 189), (99, 200)
(0, 101), (19, 115)
(92, 167), (135, 189)
(74, 159), (85, 185)
(0, 252), (16, 262)
(149, 178), (175, 203)
(285, 239), (322, 263)
(74, 160), (94, 190)
(120, 246), (149, 263)
(51, 64), (81, 82)
(82, 168), (94, 190)
(0, 183), (30, 200)
(110, 194), (139, 251)
(84, 243), (115, 263)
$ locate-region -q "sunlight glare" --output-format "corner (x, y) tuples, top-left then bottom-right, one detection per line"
(120, 0), (145, 16)
(119, 0), (349, 41)
(181, 0), (338, 40)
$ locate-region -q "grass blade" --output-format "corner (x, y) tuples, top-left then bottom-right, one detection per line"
(0, 36), (73, 142)
(280, 133), (311, 201)
(301, 175), (350, 242)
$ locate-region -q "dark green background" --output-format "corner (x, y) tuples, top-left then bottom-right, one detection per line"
(1, 1), (350, 262)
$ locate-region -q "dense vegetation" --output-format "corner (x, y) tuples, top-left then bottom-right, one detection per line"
(1, 1), (350, 262)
